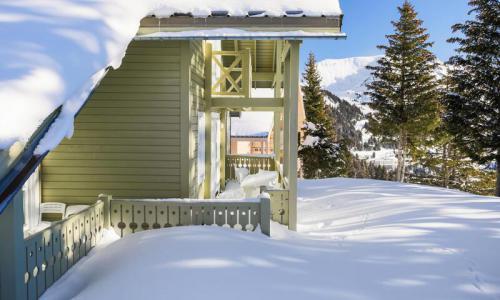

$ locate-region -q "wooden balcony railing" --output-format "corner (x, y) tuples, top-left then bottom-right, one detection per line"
(17, 194), (271, 299)
(210, 49), (252, 98)
(22, 201), (105, 299)
(108, 197), (270, 237)
(224, 155), (289, 226)
(225, 155), (275, 181)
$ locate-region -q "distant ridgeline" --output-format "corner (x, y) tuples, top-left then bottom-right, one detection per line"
(322, 89), (390, 151)
(319, 89), (495, 196)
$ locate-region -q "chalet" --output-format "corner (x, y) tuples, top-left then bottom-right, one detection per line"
(0, 3), (344, 299)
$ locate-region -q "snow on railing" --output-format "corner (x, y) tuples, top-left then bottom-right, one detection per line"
(224, 155), (289, 225)
(14, 194), (273, 299)
(103, 195), (271, 237)
(225, 154), (275, 180)
(21, 201), (105, 299)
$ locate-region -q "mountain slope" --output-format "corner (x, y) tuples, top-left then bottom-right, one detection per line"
(317, 55), (381, 102)
(315, 56), (379, 150)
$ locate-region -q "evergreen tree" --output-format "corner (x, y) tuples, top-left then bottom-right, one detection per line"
(365, 1), (440, 182)
(299, 53), (349, 178)
(444, 0), (500, 196)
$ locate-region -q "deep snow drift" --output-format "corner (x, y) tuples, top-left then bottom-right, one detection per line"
(42, 179), (500, 300)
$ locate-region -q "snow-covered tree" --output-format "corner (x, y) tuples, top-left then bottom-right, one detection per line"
(299, 53), (349, 179)
(444, 0), (500, 196)
(365, 1), (440, 182)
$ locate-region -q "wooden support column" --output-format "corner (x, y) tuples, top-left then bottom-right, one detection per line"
(180, 41), (191, 198)
(0, 191), (26, 300)
(242, 48), (252, 98)
(98, 194), (112, 229)
(204, 111), (212, 198)
(287, 41), (300, 231)
(205, 42), (213, 109)
(273, 113), (281, 160)
(283, 49), (291, 180)
(204, 42), (213, 198)
(274, 41), (283, 168)
(220, 110), (227, 189)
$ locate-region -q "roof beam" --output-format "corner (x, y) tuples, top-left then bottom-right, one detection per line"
(253, 72), (274, 82)
(211, 97), (284, 111)
(140, 16), (342, 29)
(136, 16), (346, 40)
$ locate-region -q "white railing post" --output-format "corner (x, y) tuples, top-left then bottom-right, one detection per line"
(98, 194), (112, 229)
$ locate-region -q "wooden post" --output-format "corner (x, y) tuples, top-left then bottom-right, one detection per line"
(242, 48), (252, 98)
(287, 41), (300, 231)
(204, 110), (212, 198)
(204, 42), (213, 199)
(273, 112), (281, 165)
(0, 191), (27, 300)
(220, 110), (227, 189)
(273, 41), (283, 173)
(180, 41), (191, 198)
(204, 42), (213, 109)
(98, 194), (112, 229)
(259, 196), (271, 236)
(283, 48), (290, 180)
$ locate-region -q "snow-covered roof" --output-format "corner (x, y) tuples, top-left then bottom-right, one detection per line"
(136, 29), (345, 40)
(0, 1), (342, 152)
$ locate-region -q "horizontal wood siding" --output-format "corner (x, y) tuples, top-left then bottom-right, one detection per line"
(42, 40), (182, 204)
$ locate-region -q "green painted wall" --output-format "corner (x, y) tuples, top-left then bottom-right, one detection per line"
(42, 40), (183, 204)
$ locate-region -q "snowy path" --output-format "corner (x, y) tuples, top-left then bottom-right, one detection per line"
(42, 178), (500, 300)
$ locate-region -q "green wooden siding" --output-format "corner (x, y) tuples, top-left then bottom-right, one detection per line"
(42, 40), (183, 204)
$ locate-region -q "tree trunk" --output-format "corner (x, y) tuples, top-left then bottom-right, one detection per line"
(443, 143), (449, 188)
(395, 147), (406, 183)
(451, 147), (457, 184)
(400, 151), (406, 183)
(395, 141), (403, 182)
(399, 131), (407, 183)
(496, 154), (500, 197)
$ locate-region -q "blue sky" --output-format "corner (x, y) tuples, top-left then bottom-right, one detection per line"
(301, 0), (471, 69)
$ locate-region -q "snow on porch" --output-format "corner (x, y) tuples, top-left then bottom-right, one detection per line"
(42, 178), (500, 300)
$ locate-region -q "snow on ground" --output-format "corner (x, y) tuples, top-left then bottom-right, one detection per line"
(0, 1), (341, 152)
(42, 178), (500, 300)
(354, 149), (399, 170)
(317, 56), (381, 102)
